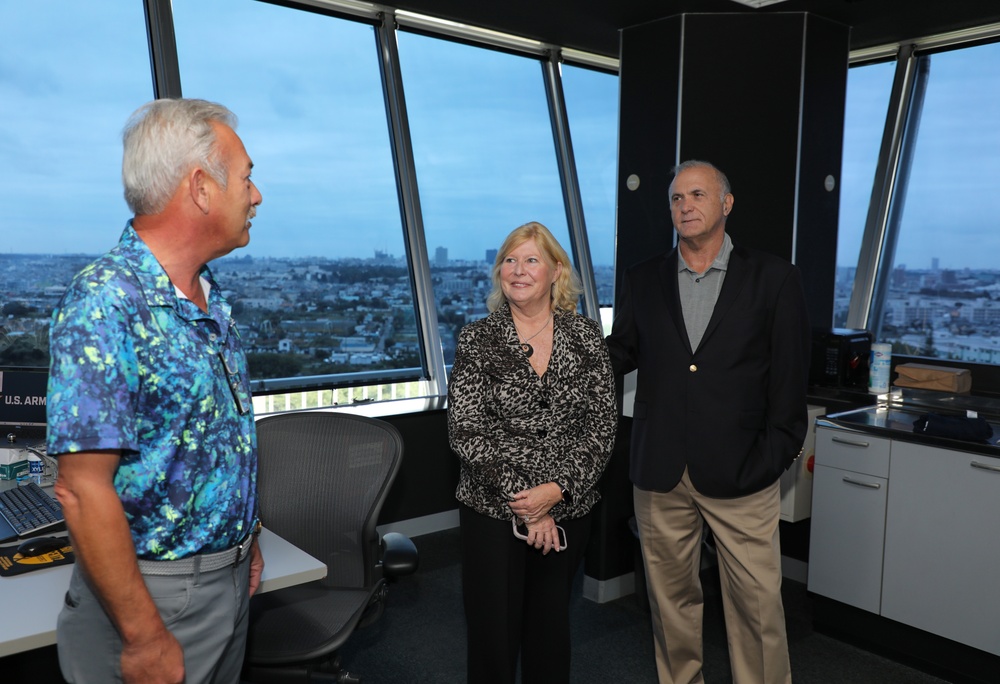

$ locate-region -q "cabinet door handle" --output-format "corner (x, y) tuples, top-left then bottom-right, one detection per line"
(842, 476), (881, 489)
(831, 436), (870, 448)
(970, 460), (1000, 474)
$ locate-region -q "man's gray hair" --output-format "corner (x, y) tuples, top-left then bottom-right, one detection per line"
(671, 159), (732, 202)
(122, 99), (238, 216)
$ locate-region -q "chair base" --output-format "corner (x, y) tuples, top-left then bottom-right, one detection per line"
(243, 656), (362, 683)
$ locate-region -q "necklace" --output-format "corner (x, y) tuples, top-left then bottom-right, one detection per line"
(516, 313), (552, 358)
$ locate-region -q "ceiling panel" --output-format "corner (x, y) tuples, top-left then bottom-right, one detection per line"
(387, 0), (1000, 57)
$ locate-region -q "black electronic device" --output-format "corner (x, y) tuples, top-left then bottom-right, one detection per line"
(17, 535), (69, 558)
(0, 366), (49, 441)
(511, 517), (568, 549)
(810, 328), (872, 390)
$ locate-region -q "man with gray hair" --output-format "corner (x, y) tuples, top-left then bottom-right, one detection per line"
(47, 98), (264, 683)
(606, 160), (810, 684)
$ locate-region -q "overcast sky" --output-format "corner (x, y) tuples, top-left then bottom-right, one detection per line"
(837, 42), (1000, 272)
(0, 0), (615, 267)
(2, 1), (998, 272)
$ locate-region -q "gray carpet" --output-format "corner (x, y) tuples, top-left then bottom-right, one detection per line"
(337, 527), (951, 683)
(0, 526), (955, 683)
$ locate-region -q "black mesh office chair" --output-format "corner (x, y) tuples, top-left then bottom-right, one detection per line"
(243, 411), (418, 684)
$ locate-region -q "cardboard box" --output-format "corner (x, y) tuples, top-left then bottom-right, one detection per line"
(0, 446), (29, 480)
(894, 363), (972, 393)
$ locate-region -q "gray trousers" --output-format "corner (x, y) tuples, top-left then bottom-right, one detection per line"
(57, 552), (252, 684)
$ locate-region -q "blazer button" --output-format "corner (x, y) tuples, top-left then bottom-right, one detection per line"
(689, 364), (698, 372)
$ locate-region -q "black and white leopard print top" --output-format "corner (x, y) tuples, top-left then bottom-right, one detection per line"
(447, 302), (617, 521)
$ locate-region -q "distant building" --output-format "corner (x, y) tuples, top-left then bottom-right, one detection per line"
(341, 337), (377, 353)
(486, 248), (497, 264)
(242, 296), (286, 309)
(435, 246), (448, 266)
(439, 277), (472, 294)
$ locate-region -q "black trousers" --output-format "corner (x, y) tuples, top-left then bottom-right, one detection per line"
(459, 504), (591, 684)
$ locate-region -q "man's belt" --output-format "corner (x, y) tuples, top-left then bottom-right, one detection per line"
(136, 519), (261, 576)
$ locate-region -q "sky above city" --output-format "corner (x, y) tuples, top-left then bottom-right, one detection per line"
(1, 1), (998, 272)
(837, 44), (1000, 273)
(0, 0), (616, 268)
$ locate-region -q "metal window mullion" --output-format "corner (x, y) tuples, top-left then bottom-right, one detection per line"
(542, 55), (600, 322)
(375, 17), (446, 396)
(868, 55), (930, 342)
(846, 44), (918, 331)
(144, 0), (182, 98)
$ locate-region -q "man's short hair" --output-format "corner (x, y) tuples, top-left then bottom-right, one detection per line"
(671, 159), (732, 201)
(122, 98), (238, 216)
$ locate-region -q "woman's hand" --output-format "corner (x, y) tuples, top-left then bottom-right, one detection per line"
(524, 514), (562, 554)
(509, 482), (562, 523)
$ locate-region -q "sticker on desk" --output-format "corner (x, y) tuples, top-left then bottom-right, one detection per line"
(0, 541), (75, 577)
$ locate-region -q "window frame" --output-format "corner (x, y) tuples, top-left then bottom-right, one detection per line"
(141, 0), (619, 401)
(846, 33), (1000, 341)
(842, 27), (1000, 388)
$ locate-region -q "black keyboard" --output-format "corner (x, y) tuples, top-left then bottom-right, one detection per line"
(0, 482), (65, 538)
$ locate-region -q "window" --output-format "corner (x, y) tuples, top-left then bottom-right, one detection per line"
(0, 0), (151, 367)
(561, 64), (619, 312)
(172, 0), (422, 386)
(834, 60), (894, 327)
(877, 42), (1000, 363)
(397, 33), (573, 364)
(1, 1), (622, 401)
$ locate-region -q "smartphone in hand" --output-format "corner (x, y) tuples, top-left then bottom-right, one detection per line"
(512, 518), (567, 549)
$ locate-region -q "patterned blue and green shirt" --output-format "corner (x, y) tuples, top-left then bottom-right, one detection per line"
(47, 223), (257, 561)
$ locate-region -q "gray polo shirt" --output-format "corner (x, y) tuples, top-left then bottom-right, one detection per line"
(677, 232), (733, 351)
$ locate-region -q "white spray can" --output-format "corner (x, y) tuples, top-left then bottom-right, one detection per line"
(869, 342), (892, 394)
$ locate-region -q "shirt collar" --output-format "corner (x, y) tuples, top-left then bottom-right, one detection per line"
(117, 220), (225, 319)
(677, 232), (733, 275)
(174, 277), (212, 304)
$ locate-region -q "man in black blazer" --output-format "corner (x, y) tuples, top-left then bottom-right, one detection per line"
(606, 160), (810, 684)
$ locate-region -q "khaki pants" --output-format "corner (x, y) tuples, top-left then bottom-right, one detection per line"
(634, 470), (791, 684)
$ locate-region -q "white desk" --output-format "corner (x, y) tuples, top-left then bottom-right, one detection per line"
(0, 528), (327, 658)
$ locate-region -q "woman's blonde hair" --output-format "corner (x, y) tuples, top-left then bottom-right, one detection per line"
(486, 221), (583, 313)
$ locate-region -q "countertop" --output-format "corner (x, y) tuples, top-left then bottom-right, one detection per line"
(819, 391), (1000, 457)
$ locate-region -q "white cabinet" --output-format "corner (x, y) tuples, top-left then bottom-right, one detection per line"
(880, 443), (1000, 657)
(810, 424), (1000, 658)
(807, 427), (890, 612)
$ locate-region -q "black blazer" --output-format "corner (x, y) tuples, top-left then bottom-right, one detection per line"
(606, 240), (811, 498)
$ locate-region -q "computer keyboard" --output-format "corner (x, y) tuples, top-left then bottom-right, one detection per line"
(0, 481), (65, 538)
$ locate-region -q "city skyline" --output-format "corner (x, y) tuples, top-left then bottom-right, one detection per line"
(5, 3), (1000, 299)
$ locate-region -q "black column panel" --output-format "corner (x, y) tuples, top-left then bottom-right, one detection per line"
(616, 12), (849, 329)
(583, 416), (634, 581)
(797, 16), (851, 328)
(614, 15), (684, 300)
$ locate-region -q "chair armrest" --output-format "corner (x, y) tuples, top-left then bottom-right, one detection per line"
(380, 532), (418, 577)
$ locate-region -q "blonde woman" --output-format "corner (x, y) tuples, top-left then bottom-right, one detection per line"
(448, 221), (616, 684)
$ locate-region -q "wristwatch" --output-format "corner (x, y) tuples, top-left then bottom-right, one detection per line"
(556, 481), (572, 505)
